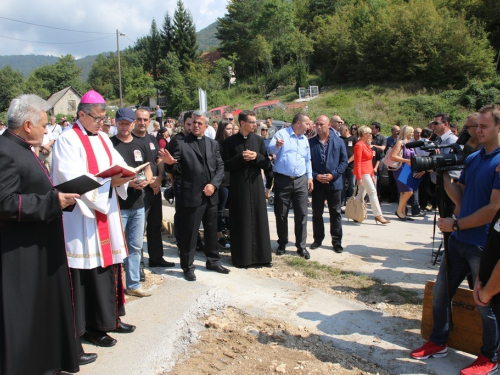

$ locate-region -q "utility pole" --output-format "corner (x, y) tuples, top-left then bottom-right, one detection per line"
(117, 29), (125, 107)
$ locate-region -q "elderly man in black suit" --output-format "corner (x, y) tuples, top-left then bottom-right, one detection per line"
(161, 111), (229, 281)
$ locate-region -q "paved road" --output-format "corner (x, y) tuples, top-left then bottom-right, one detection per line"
(79, 200), (475, 375)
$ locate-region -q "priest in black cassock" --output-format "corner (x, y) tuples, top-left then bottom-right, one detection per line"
(0, 94), (86, 374)
(222, 110), (273, 268)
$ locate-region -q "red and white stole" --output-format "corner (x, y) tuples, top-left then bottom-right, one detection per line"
(72, 123), (115, 267)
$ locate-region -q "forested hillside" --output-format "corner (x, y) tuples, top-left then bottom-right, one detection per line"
(1, 0), (498, 127)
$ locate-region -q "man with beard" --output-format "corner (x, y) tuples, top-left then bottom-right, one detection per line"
(132, 108), (175, 271)
(222, 110), (273, 268)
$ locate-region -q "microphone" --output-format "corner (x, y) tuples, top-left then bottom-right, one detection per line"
(405, 140), (425, 148)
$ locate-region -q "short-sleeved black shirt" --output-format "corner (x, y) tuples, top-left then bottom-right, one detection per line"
(371, 146), (382, 170)
(111, 136), (152, 210)
(341, 135), (357, 169)
(132, 133), (159, 176)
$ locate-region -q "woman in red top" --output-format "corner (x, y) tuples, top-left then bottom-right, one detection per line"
(156, 127), (171, 150)
(353, 125), (390, 224)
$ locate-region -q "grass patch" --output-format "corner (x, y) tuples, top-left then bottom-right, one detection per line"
(282, 255), (422, 306)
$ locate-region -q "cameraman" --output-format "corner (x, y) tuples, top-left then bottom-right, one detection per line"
(411, 105), (500, 375)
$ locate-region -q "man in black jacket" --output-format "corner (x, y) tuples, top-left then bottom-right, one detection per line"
(161, 111), (228, 281)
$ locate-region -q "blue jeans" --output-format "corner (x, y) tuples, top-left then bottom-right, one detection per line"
(430, 235), (499, 361)
(121, 207), (145, 290)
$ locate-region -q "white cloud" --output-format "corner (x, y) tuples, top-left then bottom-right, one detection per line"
(0, 0), (228, 57)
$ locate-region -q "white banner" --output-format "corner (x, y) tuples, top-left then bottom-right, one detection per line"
(198, 88), (207, 113)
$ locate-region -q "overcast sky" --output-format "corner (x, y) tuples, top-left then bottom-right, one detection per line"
(0, 0), (227, 58)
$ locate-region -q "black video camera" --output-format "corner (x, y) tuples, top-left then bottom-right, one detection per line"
(407, 130), (471, 173)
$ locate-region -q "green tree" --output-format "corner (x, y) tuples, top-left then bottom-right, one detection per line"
(156, 52), (190, 115)
(216, 0), (266, 76)
(30, 55), (83, 94)
(161, 12), (175, 58)
(144, 19), (162, 80)
(172, 0), (199, 72)
(23, 74), (50, 99)
(88, 53), (119, 99)
(0, 66), (24, 112)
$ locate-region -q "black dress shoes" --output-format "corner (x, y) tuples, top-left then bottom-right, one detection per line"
(115, 319), (136, 333)
(310, 242), (322, 250)
(78, 352), (98, 365)
(276, 244), (286, 255)
(297, 248), (311, 260)
(84, 330), (117, 347)
(183, 269), (196, 281)
(261, 262), (273, 268)
(206, 264), (230, 274)
(149, 258), (175, 268)
(333, 243), (344, 254)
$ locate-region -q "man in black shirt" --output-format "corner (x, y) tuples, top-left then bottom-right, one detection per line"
(339, 124), (357, 206)
(370, 122), (386, 153)
(111, 108), (153, 297)
(132, 108), (174, 271)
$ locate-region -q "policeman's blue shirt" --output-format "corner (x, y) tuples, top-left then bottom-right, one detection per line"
(267, 126), (312, 179)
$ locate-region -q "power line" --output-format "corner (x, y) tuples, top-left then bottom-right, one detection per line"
(0, 34), (113, 44)
(0, 16), (114, 35)
(124, 36), (136, 44)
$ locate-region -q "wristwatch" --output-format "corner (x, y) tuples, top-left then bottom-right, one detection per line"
(452, 219), (460, 231)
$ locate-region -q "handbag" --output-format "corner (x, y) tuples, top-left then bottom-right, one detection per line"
(383, 146), (402, 170)
(345, 186), (368, 223)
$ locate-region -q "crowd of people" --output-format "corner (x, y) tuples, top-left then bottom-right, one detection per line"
(1, 88), (500, 375)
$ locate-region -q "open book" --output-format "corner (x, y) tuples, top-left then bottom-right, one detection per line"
(54, 174), (111, 195)
(95, 162), (150, 179)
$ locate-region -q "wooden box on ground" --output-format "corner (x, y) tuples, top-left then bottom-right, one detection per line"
(422, 280), (500, 361)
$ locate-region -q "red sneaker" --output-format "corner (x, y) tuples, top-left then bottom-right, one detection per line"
(410, 341), (448, 359)
(461, 354), (498, 375)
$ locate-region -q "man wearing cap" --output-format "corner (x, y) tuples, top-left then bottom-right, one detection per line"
(111, 108), (154, 296)
(101, 119), (113, 137)
(52, 90), (137, 352)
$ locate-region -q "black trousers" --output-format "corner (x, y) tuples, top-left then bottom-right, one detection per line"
(274, 173), (308, 249)
(312, 184), (342, 245)
(179, 198), (220, 271)
(388, 170), (399, 202)
(144, 187), (164, 263)
(341, 167), (355, 205)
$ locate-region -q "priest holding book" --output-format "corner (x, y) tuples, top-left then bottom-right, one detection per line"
(52, 90), (137, 356)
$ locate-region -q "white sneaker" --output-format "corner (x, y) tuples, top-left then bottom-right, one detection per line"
(125, 287), (152, 297)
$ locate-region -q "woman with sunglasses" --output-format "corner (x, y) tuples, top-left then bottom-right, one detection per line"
(350, 124), (358, 138)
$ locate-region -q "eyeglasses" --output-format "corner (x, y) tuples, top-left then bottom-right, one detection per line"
(332, 121), (344, 124)
(224, 117), (234, 121)
(87, 113), (106, 123)
(464, 124), (478, 129)
(431, 121), (442, 126)
(261, 129), (268, 132)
